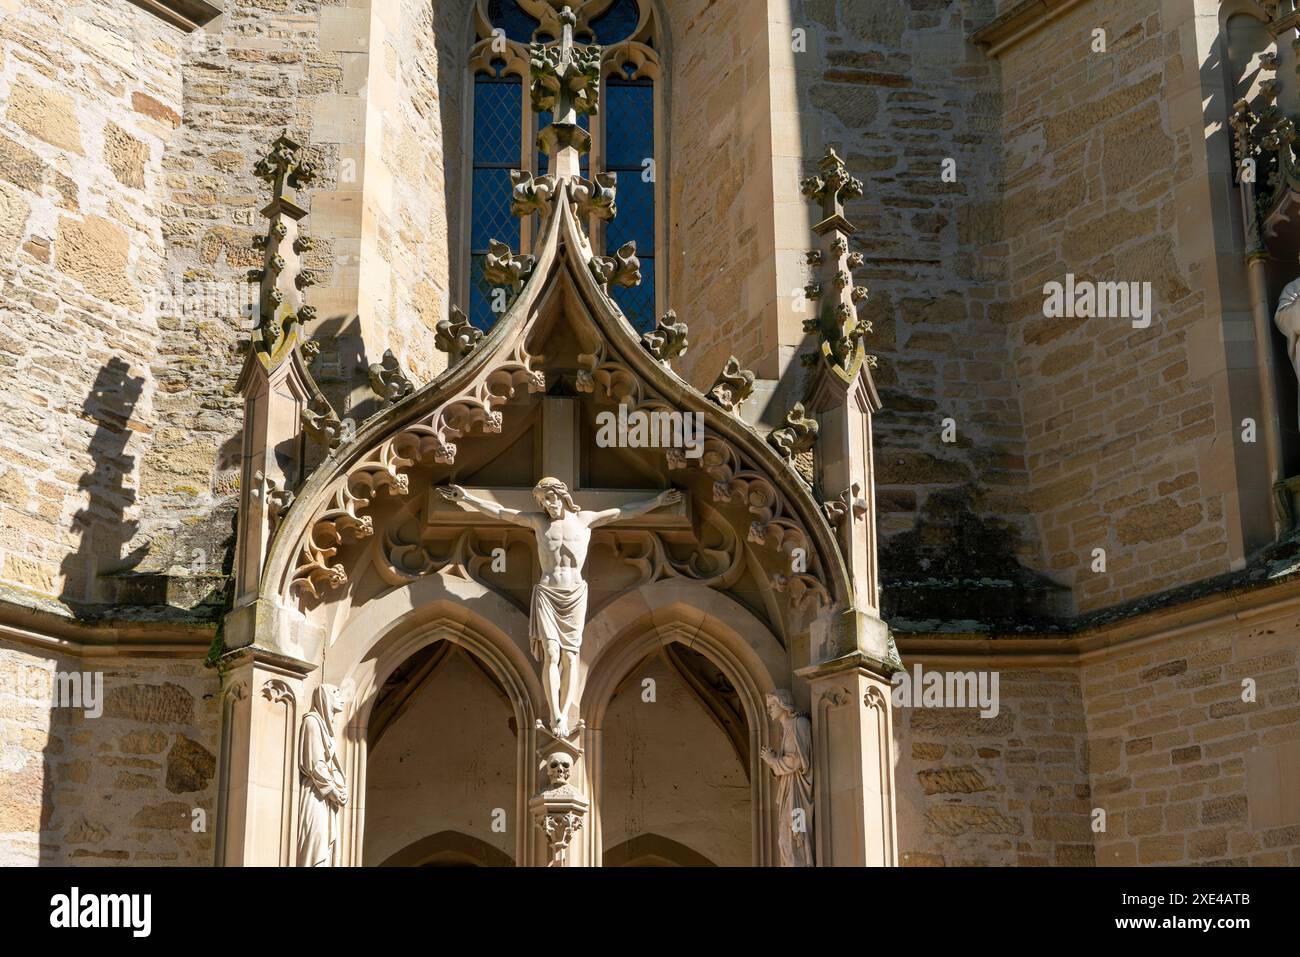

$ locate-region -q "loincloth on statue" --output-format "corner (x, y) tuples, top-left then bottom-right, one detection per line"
(529, 580), (588, 661)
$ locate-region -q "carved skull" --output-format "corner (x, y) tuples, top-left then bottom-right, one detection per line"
(546, 753), (573, 788)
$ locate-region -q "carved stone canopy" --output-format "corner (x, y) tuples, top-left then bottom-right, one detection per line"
(251, 168), (856, 656)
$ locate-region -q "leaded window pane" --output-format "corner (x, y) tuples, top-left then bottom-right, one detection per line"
(589, 0), (641, 45)
(486, 0), (539, 43)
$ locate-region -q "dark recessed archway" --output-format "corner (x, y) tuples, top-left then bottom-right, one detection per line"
(603, 833), (717, 867)
(379, 830), (515, 867)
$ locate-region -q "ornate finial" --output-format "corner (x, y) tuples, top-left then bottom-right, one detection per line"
(590, 240), (640, 289)
(531, 7), (601, 178)
(367, 349), (414, 405)
(483, 239), (537, 294)
(801, 146), (872, 377)
(801, 146), (863, 233)
(252, 132), (317, 197)
(435, 306), (483, 364)
(768, 402), (819, 462)
(707, 356), (755, 415)
(641, 310), (688, 364)
(247, 134), (317, 362)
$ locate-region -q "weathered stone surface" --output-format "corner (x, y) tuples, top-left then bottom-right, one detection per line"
(0, 181), (29, 259)
(54, 214), (142, 309)
(7, 78), (82, 153)
(165, 734), (216, 793)
(917, 766), (990, 795)
(925, 804), (1022, 837)
(129, 801), (193, 829)
(103, 682), (195, 726)
(104, 122), (147, 189)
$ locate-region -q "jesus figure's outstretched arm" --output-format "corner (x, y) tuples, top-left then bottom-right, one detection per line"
(438, 484), (536, 529)
(586, 488), (683, 528)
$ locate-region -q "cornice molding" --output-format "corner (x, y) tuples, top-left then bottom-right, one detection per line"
(969, 0), (1090, 58)
(895, 574), (1300, 667)
(0, 596), (215, 658)
(126, 0), (221, 33)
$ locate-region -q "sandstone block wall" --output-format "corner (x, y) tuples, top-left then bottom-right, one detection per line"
(894, 586), (1300, 867)
(894, 664), (1094, 866)
(997, 0), (1246, 613)
(1080, 604), (1300, 866)
(0, 641), (220, 866)
(0, 0), (463, 609)
(792, 0), (1052, 623)
(668, 0), (784, 384)
(0, 1), (186, 607)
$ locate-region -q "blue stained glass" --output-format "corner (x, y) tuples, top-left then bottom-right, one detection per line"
(590, 0), (641, 45)
(604, 81), (653, 168)
(611, 257), (655, 333)
(469, 254), (519, 331)
(473, 77), (521, 166)
(487, 0), (539, 43)
(606, 172), (653, 250)
(471, 74), (522, 330)
(471, 168), (514, 252)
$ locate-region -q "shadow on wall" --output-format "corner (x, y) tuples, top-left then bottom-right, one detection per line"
(879, 485), (1071, 628)
(58, 357), (147, 610)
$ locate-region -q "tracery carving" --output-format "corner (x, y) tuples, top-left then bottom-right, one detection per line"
(290, 337), (546, 597)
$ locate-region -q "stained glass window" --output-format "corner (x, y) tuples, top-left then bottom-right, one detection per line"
(604, 75), (655, 331)
(470, 69), (522, 330)
(486, 0), (539, 43)
(589, 0), (641, 45)
(467, 2), (660, 332)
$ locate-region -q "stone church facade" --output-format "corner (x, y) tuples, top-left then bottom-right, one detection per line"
(0, 0), (1297, 867)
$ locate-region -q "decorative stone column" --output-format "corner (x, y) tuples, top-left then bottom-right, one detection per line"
(795, 148), (899, 866)
(529, 721), (589, 866)
(798, 652), (898, 867)
(214, 650), (315, 866)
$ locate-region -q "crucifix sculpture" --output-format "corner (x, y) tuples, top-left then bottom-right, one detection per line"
(433, 398), (685, 737)
(440, 478), (680, 735)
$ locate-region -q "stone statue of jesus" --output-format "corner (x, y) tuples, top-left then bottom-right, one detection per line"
(439, 478), (682, 736)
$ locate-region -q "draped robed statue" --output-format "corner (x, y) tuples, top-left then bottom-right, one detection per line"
(761, 689), (815, 867)
(440, 477), (681, 736)
(297, 684), (348, 866)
